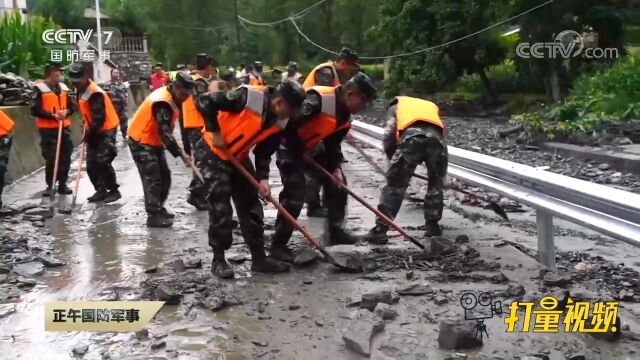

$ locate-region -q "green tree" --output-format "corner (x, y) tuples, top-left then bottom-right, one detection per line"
(33, 0), (87, 29)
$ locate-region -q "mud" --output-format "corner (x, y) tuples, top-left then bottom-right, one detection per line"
(0, 137), (639, 359)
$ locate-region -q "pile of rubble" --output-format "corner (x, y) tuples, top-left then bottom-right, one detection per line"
(0, 72), (33, 106)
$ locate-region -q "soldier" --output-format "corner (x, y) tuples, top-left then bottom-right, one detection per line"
(30, 61), (76, 196)
(102, 68), (130, 141)
(68, 63), (122, 203)
(0, 109), (14, 209)
(259, 74), (376, 262)
(361, 97), (448, 244)
(128, 72), (195, 227)
(282, 61), (302, 83)
(181, 53), (216, 211)
(195, 80), (306, 279)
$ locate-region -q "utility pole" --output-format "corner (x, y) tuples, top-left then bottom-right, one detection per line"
(233, 0), (243, 59)
(95, 0), (103, 81)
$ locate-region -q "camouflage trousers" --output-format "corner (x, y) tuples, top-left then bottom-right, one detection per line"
(39, 127), (73, 187)
(87, 129), (119, 192)
(272, 149), (348, 246)
(186, 128), (207, 198)
(129, 139), (171, 213)
(202, 149), (264, 256)
(0, 135), (12, 204)
(377, 127), (448, 227)
(115, 106), (128, 139)
(304, 144), (326, 208)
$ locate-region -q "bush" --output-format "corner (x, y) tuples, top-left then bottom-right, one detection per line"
(0, 13), (59, 79)
(360, 64), (384, 81)
(455, 60), (545, 95)
(514, 55), (640, 137)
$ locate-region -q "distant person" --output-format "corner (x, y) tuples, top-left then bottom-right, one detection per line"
(240, 64), (253, 85)
(149, 63), (168, 91)
(69, 63), (122, 204)
(251, 61), (265, 85)
(302, 48), (359, 89)
(30, 61), (75, 196)
(282, 61), (302, 83)
(186, 64), (195, 72)
(101, 68), (130, 140)
(0, 109), (14, 209)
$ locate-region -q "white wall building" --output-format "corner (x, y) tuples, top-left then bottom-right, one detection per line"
(0, 0), (27, 20)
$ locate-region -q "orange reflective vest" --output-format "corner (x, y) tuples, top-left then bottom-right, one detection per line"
(395, 96), (444, 140)
(78, 81), (120, 133)
(182, 74), (206, 129)
(202, 85), (284, 160)
(128, 87), (179, 147)
(248, 73), (263, 86)
(0, 109), (15, 136)
(34, 81), (71, 128)
(296, 86), (350, 151)
(302, 62), (340, 90)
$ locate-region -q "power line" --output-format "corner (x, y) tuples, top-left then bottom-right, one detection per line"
(237, 0), (327, 26)
(290, 0), (555, 60)
(157, 22), (231, 31)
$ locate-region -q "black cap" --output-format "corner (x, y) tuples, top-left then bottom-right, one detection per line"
(68, 62), (87, 82)
(337, 47), (358, 63)
(173, 71), (195, 95)
(44, 61), (64, 75)
(254, 61), (262, 66)
(176, 64), (185, 70)
(346, 73), (376, 101)
(155, 62), (163, 68)
(196, 53), (214, 69)
(286, 61), (298, 69)
(221, 69), (235, 82)
(275, 80), (306, 109)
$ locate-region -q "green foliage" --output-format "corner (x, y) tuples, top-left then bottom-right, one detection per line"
(0, 13), (58, 78)
(360, 63), (384, 81)
(33, 0), (86, 29)
(455, 60), (545, 95)
(514, 55), (640, 137)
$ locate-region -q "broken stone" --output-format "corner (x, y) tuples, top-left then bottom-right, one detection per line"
(288, 304), (300, 310)
(373, 303), (398, 320)
(574, 262), (587, 271)
(144, 266), (158, 274)
(618, 289), (634, 301)
(551, 290), (570, 310)
(506, 284), (525, 297)
(12, 261), (45, 277)
(72, 344), (89, 356)
(314, 319), (324, 327)
(493, 240), (507, 247)
(437, 318), (483, 350)
(172, 259), (186, 273)
(360, 290), (400, 311)
(293, 250), (319, 267)
(423, 237), (457, 258)
(25, 207), (53, 218)
(589, 315), (621, 342)
(16, 276), (36, 288)
(434, 295), (448, 305)
(251, 340), (268, 347)
(455, 234), (469, 244)
(22, 214), (44, 222)
(184, 258), (202, 269)
(543, 272), (571, 287)
(0, 303), (16, 318)
(598, 163), (611, 171)
(38, 256), (65, 267)
(150, 340), (166, 349)
(395, 283), (433, 296)
(342, 310), (385, 357)
(405, 271), (415, 280)
(0, 264), (11, 274)
(135, 329), (149, 340)
(156, 285), (182, 305)
(566, 353), (585, 360)
(228, 254), (248, 264)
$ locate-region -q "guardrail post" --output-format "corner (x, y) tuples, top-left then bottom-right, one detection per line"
(536, 210), (555, 269)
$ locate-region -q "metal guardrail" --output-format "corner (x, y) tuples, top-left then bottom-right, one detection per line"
(350, 120), (640, 268)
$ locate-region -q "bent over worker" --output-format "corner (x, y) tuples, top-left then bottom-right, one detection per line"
(69, 63), (122, 204)
(0, 109), (14, 209)
(258, 74), (376, 263)
(128, 72), (194, 227)
(30, 61), (76, 196)
(195, 80), (305, 279)
(362, 97), (448, 244)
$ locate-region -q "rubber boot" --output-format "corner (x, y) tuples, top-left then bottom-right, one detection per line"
(306, 203), (328, 218)
(211, 253), (235, 279)
(103, 189), (122, 203)
(161, 207), (175, 219)
(424, 221), (442, 237)
(87, 190), (108, 203)
(328, 227), (358, 245)
(146, 212), (173, 228)
(42, 187), (53, 197)
(58, 184), (73, 195)
(187, 194), (210, 211)
(251, 248), (291, 273)
(361, 225), (389, 245)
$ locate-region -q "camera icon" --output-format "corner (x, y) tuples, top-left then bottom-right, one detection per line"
(460, 292), (502, 340)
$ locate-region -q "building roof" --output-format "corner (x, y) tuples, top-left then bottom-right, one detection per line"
(84, 5), (109, 19)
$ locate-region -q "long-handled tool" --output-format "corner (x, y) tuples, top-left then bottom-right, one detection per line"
(59, 127), (87, 215)
(346, 138), (509, 222)
(48, 117), (64, 215)
(303, 154), (425, 250)
(219, 147), (356, 271)
(179, 147), (204, 183)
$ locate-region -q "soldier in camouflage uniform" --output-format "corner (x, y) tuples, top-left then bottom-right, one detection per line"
(101, 68), (129, 140)
(0, 109), (14, 209)
(361, 97), (448, 244)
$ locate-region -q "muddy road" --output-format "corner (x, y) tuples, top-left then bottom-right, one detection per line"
(1, 136), (639, 360)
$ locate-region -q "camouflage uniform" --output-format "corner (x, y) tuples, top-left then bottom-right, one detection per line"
(0, 134), (12, 207)
(187, 128), (209, 199)
(377, 105), (448, 227)
(101, 80), (129, 139)
(86, 129), (119, 192)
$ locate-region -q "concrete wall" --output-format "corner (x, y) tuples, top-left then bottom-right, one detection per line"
(2, 106), (83, 183)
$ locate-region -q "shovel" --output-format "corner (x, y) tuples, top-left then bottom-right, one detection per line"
(59, 127), (87, 215)
(346, 138), (509, 222)
(304, 154), (425, 250)
(219, 147), (360, 272)
(47, 117), (64, 216)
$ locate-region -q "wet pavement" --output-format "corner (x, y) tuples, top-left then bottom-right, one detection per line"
(1, 136), (640, 360)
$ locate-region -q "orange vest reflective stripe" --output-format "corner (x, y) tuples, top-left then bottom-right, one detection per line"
(202, 85), (284, 160)
(78, 81), (120, 133)
(248, 74), (263, 86)
(182, 74), (206, 129)
(0, 109), (15, 136)
(395, 96), (444, 140)
(208, 80), (230, 92)
(296, 86), (350, 151)
(128, 87), (179, 147)
(302, 62), (340, 90)
(34, 82), (71, 128)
